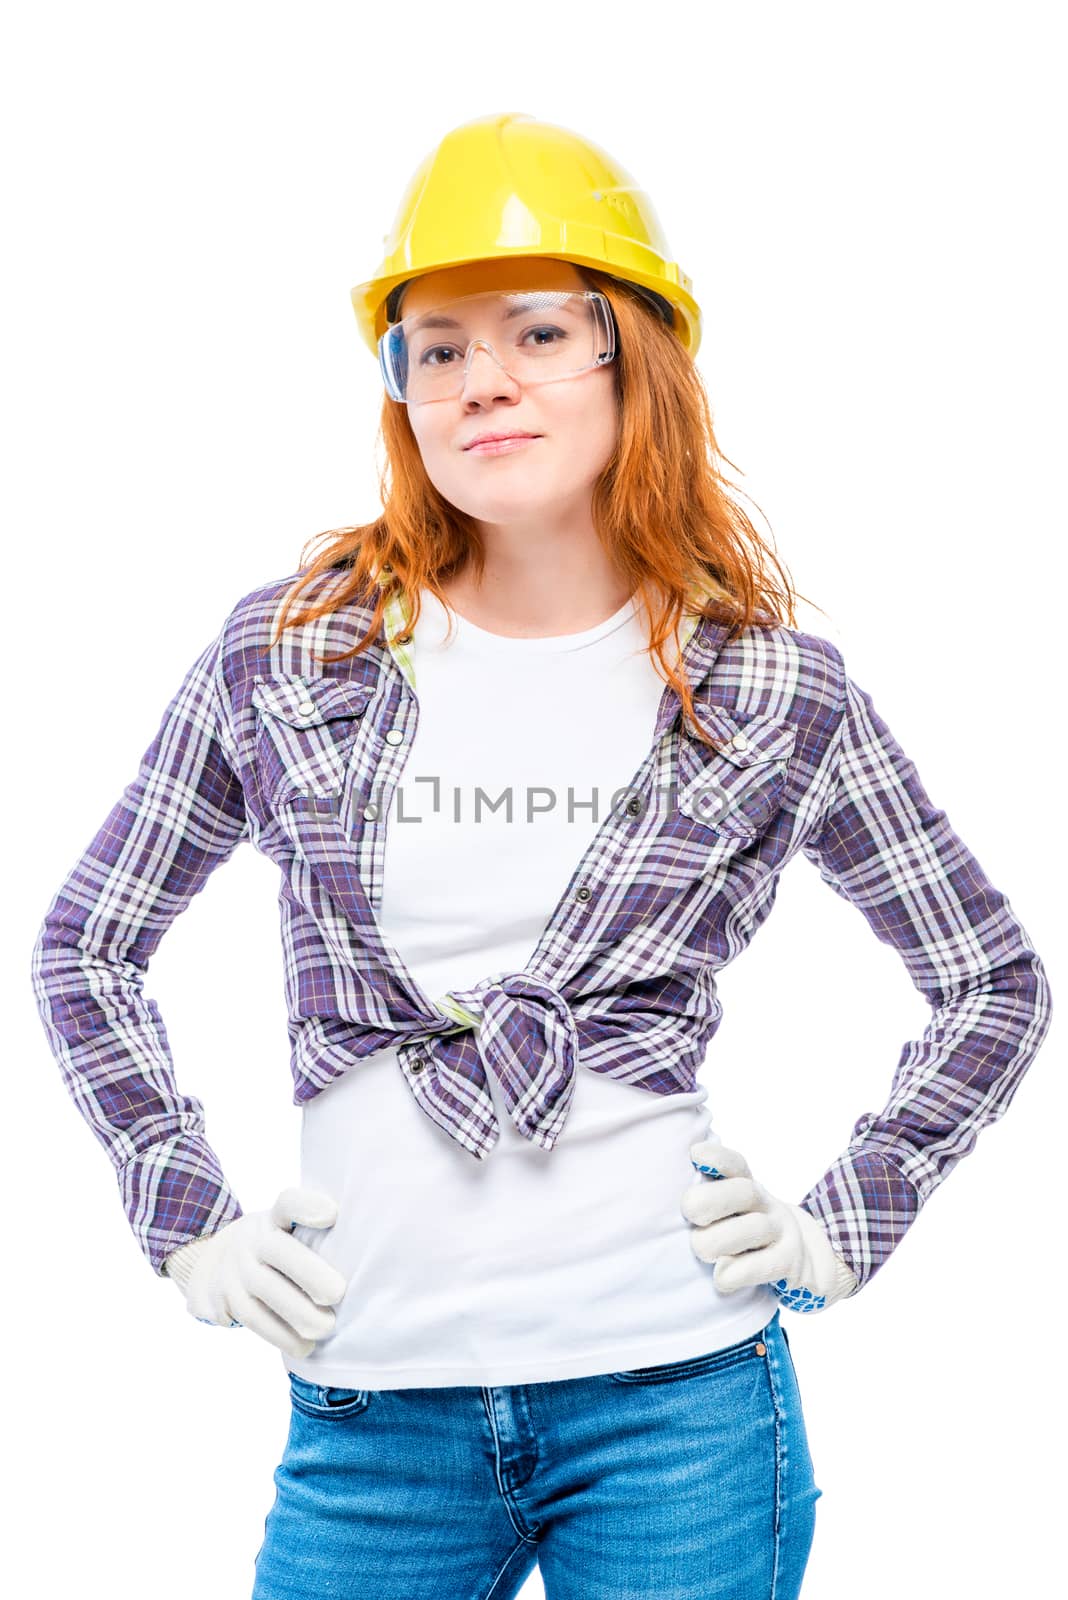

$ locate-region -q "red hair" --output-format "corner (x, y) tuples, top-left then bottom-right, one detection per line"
(269, 265), (821, 746)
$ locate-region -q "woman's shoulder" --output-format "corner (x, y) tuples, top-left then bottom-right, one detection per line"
(218, 565), (380, 651)
(689, 615), (848, 766)
(696, 607), (848, 712)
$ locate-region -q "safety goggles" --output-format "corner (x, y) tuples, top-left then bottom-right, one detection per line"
(378, 288), (617, 405)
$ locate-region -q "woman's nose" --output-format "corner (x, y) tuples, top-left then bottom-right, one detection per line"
(461, 339), (521, 400)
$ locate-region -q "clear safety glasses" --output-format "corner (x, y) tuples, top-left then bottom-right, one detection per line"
(378, 289), (617, 405)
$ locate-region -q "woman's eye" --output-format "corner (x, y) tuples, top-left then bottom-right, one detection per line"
(419, 344), (460, 368)
(523, 325), (566, 346)
(417, 326), (568, 367)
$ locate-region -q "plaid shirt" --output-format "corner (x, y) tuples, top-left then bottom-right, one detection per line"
(31, 567), (1052, 1308)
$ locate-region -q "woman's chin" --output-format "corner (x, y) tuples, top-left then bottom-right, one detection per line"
(441, 488), (559, 523)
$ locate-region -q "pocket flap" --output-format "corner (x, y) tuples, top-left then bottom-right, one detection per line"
(251, 674), (372, 728)
(686, 701), (797, 768)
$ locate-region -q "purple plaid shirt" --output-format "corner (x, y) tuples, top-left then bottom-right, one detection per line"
(30, 567), (1052, 1307)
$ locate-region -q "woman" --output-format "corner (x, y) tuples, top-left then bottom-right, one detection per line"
(31, 112), (1051, 1599)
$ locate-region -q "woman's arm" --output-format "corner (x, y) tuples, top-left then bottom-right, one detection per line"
(795, 657), (1052, 1294)
(30, 626), (250, 1278)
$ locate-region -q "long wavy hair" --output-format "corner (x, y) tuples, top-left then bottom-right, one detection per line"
(268, 263), (820, 746)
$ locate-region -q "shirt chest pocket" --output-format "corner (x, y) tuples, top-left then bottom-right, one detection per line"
(674, 702), (796, 841)
(251, 675), (374, 810)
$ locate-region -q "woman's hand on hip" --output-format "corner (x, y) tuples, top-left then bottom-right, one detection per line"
(681, 1133), (858, 1311)
(163, 1186), (349, 1359)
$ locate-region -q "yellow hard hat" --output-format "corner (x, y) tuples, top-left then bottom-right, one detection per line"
(350, 111), (702, 361)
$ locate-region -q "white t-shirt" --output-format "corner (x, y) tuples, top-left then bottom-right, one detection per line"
(287, 587), (776, 1388)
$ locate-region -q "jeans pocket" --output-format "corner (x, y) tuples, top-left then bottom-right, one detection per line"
(609, 1327), (769, 1385)
(287, 1371), (372, 1419)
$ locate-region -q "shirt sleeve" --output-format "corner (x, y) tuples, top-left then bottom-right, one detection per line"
(795, 652), (1052, 1296)
(30, 627), (250, 1277)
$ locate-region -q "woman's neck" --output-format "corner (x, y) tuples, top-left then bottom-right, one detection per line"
(437, 562), (636, 641)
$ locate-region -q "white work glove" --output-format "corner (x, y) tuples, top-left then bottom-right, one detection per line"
(682, 1133), (859, 1313)
(163, 1186), (348, 1359)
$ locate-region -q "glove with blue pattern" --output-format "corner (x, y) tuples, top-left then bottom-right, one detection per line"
(682, 1133), (859, 1313)
(163, 1186), (348, 1356)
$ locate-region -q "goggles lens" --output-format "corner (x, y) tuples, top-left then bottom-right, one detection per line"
(378, 289), (616, 404)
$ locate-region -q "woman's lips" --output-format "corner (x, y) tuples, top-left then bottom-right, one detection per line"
(465, 435), (540, 456)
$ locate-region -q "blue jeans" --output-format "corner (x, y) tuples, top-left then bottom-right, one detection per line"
(252, 1309), (822, 1599)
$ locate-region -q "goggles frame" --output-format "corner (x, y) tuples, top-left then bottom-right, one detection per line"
(378, 288), (617, 405)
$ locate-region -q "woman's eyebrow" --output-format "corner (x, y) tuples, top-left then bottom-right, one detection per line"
(407, 293), (579, 333)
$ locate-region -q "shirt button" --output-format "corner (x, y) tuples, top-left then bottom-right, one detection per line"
(297, 700), (316, 716)
(731, 733), (750, 751)
(575, 885), (592, 902)
(626, 796), (642, 816)
(411, 1055), (427, 1072)
(384, 729), (404, 745)
(363, 803), (379, 821)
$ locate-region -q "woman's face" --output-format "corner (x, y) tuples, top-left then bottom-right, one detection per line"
(395, 256), (620, 534)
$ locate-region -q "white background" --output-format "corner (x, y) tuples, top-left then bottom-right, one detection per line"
(5, 2), (1064, 1595)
